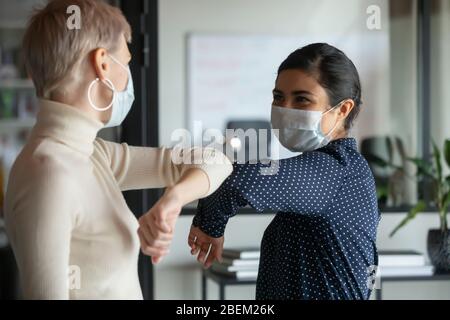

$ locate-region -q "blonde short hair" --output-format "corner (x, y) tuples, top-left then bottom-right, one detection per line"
(22, 0), (131, 98)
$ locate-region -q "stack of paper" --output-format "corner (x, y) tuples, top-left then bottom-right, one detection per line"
(212, 248), (260, 280)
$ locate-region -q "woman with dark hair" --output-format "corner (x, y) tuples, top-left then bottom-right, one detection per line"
(188, 43), (380, 300)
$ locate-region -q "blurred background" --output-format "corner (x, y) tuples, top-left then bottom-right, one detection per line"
(0, 0), (450, 300)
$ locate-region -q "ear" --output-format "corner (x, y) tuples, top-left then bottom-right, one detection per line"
(91, 48), (109, 81)
(336, 99), (355, 121)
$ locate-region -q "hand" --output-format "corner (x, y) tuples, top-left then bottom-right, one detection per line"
(138, 187), (182, 264)
(188, 225), (224, 269)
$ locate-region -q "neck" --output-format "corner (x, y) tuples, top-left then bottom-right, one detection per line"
(49, 88), (107, 125)
(31, 99), (104, 156)
(331, 127), (348, 141)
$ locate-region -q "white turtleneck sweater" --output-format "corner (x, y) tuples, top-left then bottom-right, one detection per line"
(4, 99), (232, 300)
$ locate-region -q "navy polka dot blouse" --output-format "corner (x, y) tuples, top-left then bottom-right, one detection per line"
(193, 138), (380, 300)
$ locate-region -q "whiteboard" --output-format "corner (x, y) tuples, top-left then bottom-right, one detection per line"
(186, 33), (389, 159)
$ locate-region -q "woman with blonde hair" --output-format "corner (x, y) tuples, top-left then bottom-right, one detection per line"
(4, 0), (232, 299)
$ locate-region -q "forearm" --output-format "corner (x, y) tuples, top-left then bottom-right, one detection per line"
(95, 139), (232, 193)
(192, 177), (249, 238)
(139, 168), (215, 263)
(192, 161), (280, 237)
(165, 168), (210, 206)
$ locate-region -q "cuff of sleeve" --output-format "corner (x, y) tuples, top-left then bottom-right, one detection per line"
(192, 213), (202, 228)
(193, 201), (229, 238)
(200, 220), (227, 238)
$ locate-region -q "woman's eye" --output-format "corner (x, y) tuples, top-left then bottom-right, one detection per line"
(295, 96), (309, 103)
(273, 94), (283, 101)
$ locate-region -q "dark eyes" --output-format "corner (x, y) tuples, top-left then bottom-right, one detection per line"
(273, 94), (283, 101)
(273, 94), (310, 104)
(295, 97), (311, 103)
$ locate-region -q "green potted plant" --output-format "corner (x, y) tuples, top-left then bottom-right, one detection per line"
(389, 139), (450, 272)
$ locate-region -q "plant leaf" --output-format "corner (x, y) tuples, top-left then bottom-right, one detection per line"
(407, 157), (436, 179)
(376, 185), (388, 200)
(367, 154), (389, 168)
(396, 137), (407, 161)
(432, 140), (442, 183)
(444, 191), (450, 212)
(389, 201), (426, 237)
(445, 139), (450, 168)
(366, 152), (402, 170)
(386, 137), (394, 164)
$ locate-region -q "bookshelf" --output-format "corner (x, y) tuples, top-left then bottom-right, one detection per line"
(0, 1), (39, 203)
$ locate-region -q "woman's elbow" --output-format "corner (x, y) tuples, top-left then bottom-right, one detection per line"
(199, 148), (233, 197)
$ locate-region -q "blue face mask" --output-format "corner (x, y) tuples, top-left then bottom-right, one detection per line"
(87, 54), (135, 127)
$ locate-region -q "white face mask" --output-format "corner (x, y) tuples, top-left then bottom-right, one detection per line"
(270, 103), (342, 152)
(87, 54), (135, 128)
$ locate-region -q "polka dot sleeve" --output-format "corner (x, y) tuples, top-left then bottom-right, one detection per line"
(193, 139), (352, 238)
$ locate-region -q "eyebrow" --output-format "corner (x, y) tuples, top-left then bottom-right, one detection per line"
(273, 89), (316, 97)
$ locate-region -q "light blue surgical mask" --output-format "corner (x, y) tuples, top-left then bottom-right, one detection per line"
(87, 54), (135, 127)
(270, 102), (343, 152)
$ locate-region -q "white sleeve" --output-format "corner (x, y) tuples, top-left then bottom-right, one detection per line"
(94, 138), (232, 196)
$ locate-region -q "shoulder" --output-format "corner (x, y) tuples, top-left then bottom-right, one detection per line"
(5, 149), (78, 225)
(309, 138), (365, 169)
(13, 140), (73, 180)
(6, 139), (80, 207)
(316, 138), (376, 184)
